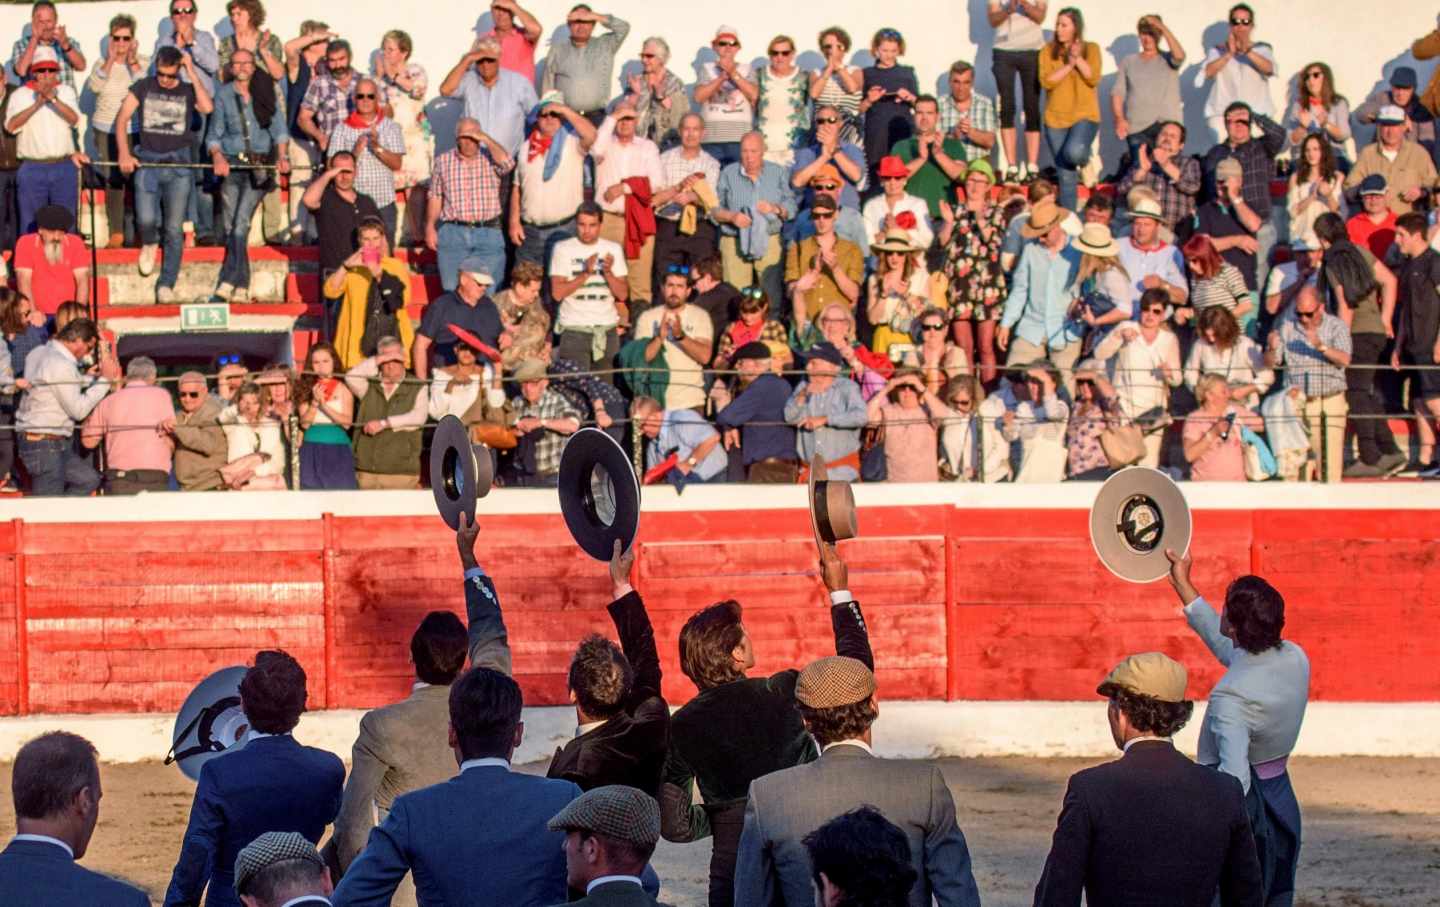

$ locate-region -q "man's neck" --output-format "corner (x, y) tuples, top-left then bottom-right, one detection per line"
(571, 36), (590, 49)
(680, 145), (700, 158)
(457, 286), (482, 305)
(335, 184), (356, 200)
(1381, 141), (1401, 154)
(743, 165), (762, 180)
(15, 819), (76, 854)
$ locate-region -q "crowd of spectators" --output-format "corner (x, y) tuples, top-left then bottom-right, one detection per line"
(4, 1), (1440, 494)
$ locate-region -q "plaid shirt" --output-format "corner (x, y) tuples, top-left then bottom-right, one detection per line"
(11, 35), (83, 90)
(1274, 308), (1351, 397)
(1201, 113), (1285, 218)
(301, 72), (386, 138)
(937, 92), (998, 163)
(511, 388), (582, 476)
(327, 118), (405, 207)
(1117, 155), (1202, 229)
(431, 147), (514, 224)
(548, 356), (627, 415)
(656, 146), (721, 220)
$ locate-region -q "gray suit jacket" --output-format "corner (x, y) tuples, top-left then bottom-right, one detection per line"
(733, 743), (981, 907)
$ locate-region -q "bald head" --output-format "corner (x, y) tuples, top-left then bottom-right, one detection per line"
(740, 132), (765, 174)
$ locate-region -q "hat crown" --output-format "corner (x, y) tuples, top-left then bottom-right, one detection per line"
(796, 655), (876, 707)
(1100, 652), (1188, 703)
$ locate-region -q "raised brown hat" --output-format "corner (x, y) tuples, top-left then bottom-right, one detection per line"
(808, 454), (857, 553)
(547, 784), (660, 848)
(796, 655), (876, 708)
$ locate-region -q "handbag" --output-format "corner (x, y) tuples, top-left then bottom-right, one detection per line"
(1239, 425), (1278, 481)
(1100, 422), (1146, 468)
(470, 422), (518, 450)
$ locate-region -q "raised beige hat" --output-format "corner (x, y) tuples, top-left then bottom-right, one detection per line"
(1098, 652), (1188, 703)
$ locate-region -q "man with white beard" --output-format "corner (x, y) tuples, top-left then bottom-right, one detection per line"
(13, 204), (88, 319)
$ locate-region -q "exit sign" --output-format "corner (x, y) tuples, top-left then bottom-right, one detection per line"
(181, 303), (230, 332)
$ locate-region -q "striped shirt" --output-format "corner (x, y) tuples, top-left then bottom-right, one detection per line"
(1273, 309), (1351, 397)
(431, 147), (514, 224)
(1189, 263), (1250, 313)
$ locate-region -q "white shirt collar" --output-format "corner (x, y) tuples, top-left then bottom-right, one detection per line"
(245, 729), (291, 742)
(821, 739), (874, 755)
(460, 757), (511, 773)
(587, 875), (644, 894)
(12, 834), (74, 858)
(1123, 735), (1170, 752)
(278, 897), (331, 907)
(576, 719), (607, 737)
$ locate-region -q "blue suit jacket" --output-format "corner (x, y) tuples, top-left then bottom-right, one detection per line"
(164, 734), (345, 907)
(0, 838), (149, 906)
(330, 765), (582, 907)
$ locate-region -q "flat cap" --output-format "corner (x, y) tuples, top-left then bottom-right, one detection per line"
(35, 204), (72, 232)
(733, 341), (773, 362)
(547, 785), (660, 848)
(1097, 652), (1188, 703)
(796, 655), (875, 708)
(234, 832), (324, 894)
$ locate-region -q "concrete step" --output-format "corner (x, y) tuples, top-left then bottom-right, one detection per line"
(100, 257), (292, 305)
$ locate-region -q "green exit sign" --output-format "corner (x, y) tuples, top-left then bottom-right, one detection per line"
(181, 303), (230, 332)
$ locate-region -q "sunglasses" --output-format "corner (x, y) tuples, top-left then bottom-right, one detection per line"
(769, 48), (794, 57)
(32, 66), (59, 74)
(1230, 17), (1252, 26)
(811, 210), (835, 220)
(822, 43), (844, 51)
(921, 323), (946, 332)
(878, 28), (903, 41)
(178, 390), (203, 399)
(741, 287), (766, 299)
(715, 40), (738, 48)
(811, 182), (839, 191)
(217, 354), (243, 366)
(951, 397), (973, 406)
(111, 34), (134, 42)
(355, 92), (377, 99)
(156, 69), (181, 80)
(881, 175), (907, 182)
(476, 57), (498, 65)
(815, 116), (840, 125)
(1297, 308), (1322, 320)
(665, 263), (691, 276)
(538, 111), (562, 119)
(1144, 306), (1166, 315)
(172, 7), (196, 15)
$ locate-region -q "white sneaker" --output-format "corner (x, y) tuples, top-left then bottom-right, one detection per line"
(230, 287), (249, 303)
(156, 286), (176, 303)
(138, 244), (158, 277)
(213, 282), (235, 302)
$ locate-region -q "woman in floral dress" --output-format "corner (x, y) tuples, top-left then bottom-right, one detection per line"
(939, 160), (1006, 383)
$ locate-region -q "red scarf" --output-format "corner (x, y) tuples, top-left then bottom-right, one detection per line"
(527, 131), (553, 162)
(345, 110), (380, 130)
(316, 377), (339, 403)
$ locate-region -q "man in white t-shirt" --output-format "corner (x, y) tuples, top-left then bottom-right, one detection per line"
(548, 201), (628, 381)
(1198, 3), (1277, 143)
(1263, 233), (1322, 317)
(633, 267), (715, 411)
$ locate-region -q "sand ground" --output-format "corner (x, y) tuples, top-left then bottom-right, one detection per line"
(2, 756), (1436, 906)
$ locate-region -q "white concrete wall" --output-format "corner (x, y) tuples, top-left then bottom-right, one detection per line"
(2, 701), (1436, 765)
(2, 1), (1436, 161)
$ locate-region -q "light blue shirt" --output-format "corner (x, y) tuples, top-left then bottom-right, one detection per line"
(151, 30), (220, 95)
(1002, 241), (1084, 350)
(650, 410), (727, 480)
(1116, 238), (1187, 317)
(786, 206), (868, 256)
(783, 377), (867, 480)
(448, 68), (537, 157)
(206, 83), (289, 157)
(715, 161), (796, 236)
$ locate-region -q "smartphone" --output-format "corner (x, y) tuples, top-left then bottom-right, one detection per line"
(362, 247), (381, 267)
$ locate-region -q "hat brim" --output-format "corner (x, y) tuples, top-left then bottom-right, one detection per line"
(808, 455), (857, 553)
(168, 665), (250, 781)
(558, 428), (640, 561)
(431, 415), (495, 530)
(871, 241), (920, 254)
(1072, 236), (1120, 258)
(1089, 467), (1191, 583)
(1020, 211), (1067, 238)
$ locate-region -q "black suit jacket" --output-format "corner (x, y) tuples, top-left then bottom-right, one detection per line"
(548, 591), (670, 797)
(1033, 740), (1264, 907)
(0, 839), (149, 907)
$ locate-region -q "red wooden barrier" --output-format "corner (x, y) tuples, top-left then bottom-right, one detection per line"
(0, 505), (1433, 716)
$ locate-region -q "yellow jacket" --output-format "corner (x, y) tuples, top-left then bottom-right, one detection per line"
(1039, 41), (1102, 128)
(1414, 29), (1440, 115)
(325, 257), (416, 370)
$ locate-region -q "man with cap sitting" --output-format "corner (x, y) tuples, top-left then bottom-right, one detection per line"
(661, 543), (871, 907)
(412, 257), (503, 381)
(1354, 66), (1435, 158)
(506, 358), (583, 487)
(547, 785), (667, 907)
(343, 337), (429, 489)
(713, 341), (800, 483)
(630, 394), (728, 486)
(998, 198), (1085, 390)
(1164, 548), (1311, 907)
(166, 651), (345, 907)
(1346, 175), (1399, 261)
(1345, 105), (1438, 217)
(0, 731), (147, 906)
(425, 117), (516, 294)
(1033, 651), (1263, 905)
(734, 655), (981, 907)
(1263, 232), (1322, 317)
(235, 832), (333, 907)
(13, 204), (88, 318)
(784, 342), (867, 482)
(329, 612), (469, 907)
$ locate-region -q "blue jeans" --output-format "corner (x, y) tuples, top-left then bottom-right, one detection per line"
(134, 150), (193, 290)
(185, 125), (216, 240)
(18, 434), (99, 496)
(436, 221), (505, 292)
(17, 159), (78, 233)
(219, 167), (266, 290)
(1044, 120), (1099, 212)
(519, 218), (574, 268)
(703, 141), (741, 168)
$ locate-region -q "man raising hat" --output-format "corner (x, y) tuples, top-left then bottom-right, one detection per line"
(734, 654), (981, 906)
(546, 785), (667, 906)
(1033, 652), (1264, 906)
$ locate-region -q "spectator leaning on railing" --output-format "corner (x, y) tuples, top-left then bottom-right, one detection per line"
(167, 371), (228, 492)
(79, 356), (174, 495)
(344, 337), (428, 490)
(15, 317), (118, 496)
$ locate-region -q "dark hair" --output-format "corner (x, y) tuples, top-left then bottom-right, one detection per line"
(226, 0), (266, 27)
(913, 94), (938, 111)
(804, 806), (917, 907)
(1224, 575), (1286, 653)
(695, 254), (723, 281)
(817, 27), (852, 52)
(448, 666), (523, 760)
(1082, 193), (1113, 214)
(1156, 119), (1187, 144)
(568, 634), (633, 719)
(31, 1), (56, 15)
(1396, 211), (1429, 236)
(328, 150), (356, 167)
(1100, 684), (1195, 737)
(1229, 3), (1255, 23)
(1294, 133), (1337, 186)
(678, 601), (747, 690)
(296, 341), (341, 402)
(411, 611), (468, 685)
(55, 317), (98, 344)
(799, 698), (878, 747)
(948, 60), (973, 77)
(1049, 8), (1085, 61)
(573, 831), (654, 873)
(239, 650), (308, 734)
(12, 731), (98, 820)
(155, 45), (184, 69)
(170, 0), (198, 13)
(1223, 100), (1252, 119)
(239, 857), (327, 901)
(1198, 305), (1240, 350)
(0, 288), (28, 335)
(1138, 287), (1171, 312)
(326, 39), (351, 57)
(1313, 212), (1347, 247)
(576, 200), (603, 221)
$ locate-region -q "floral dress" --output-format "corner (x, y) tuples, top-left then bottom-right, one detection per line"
(944, 204), (1008, 322)
(378, 62), (432, 190)
(755, 66), (812, 165)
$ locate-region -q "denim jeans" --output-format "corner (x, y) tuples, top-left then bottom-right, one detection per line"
(17, 159), (78, 233)
(703, 142), (741, 169)
(18, 434), (99, 496)
(219, 167), (266, 290)
(186, 125), (216, 240)
(1044, 120), (1099, 212)
(134, 150), (193, 290)
(436, 221), (505, 292)
(518, 219), (574, 268)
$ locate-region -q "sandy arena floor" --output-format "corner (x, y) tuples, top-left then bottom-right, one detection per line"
(1, 756), (1435, 906)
